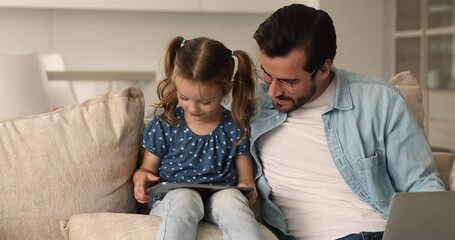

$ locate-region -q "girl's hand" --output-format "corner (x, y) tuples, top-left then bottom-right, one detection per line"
(238, 181), (257, 208)
(133, 168), (160, 204)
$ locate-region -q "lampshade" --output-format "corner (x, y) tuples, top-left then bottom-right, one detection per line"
(40, 53), (78, 106)
(0, 52), (51, 120)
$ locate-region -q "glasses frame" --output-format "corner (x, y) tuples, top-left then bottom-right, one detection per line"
(255, 66), (317, 93)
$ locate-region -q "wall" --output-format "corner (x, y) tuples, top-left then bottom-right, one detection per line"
(321, 0), (390, 79)
(0, 1), (390, 117)
(0, 8), (268, 117)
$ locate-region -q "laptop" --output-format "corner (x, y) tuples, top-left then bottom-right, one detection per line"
(383, 191), (455, 240)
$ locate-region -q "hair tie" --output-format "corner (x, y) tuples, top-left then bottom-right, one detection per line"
(180, 38), (186, 48)
(231, 51), (239, 82)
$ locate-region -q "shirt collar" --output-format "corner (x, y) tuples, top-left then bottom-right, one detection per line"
(324, 66), (353, 113)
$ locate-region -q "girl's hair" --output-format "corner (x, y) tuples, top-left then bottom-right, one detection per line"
(155, 36), (255, 141)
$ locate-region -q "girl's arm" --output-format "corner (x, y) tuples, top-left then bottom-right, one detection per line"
(235, 154), (257, 207)
(133, 151), (161, 204)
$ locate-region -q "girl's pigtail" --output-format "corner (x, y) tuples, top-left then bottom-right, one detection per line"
(155, 36), (185, 124)
(230, 50), (256, 143)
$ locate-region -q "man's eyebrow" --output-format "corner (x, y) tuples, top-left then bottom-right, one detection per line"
(260, 65), (299, 82)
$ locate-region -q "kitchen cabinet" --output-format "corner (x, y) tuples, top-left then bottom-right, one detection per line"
(395, 0), (455, 152)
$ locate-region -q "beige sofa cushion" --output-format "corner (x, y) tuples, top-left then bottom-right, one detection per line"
(433, 152), (455, 190)
(449, 156), (455, 191)
(389, 71), (424, 131)
(0, 88), (144, 240)
(60, 212), (277, 240)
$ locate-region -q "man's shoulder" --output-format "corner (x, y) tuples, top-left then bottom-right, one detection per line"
(337, 68), (388, 85)
(336, 68), (398, 95)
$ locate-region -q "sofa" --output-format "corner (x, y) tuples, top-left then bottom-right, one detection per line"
(0, 87), (276, 240)
(1, 72), (454, 240)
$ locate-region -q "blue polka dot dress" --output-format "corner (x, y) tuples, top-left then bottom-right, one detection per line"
(142, 107), (250, 203)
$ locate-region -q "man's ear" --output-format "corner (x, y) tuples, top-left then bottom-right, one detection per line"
(318, 59), (332, 80)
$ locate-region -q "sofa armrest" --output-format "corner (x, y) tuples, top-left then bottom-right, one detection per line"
(433, 152), (455, 190)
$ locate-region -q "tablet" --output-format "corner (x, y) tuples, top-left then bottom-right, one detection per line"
(146, 182), (254, 196)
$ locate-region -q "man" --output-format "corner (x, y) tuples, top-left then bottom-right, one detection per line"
(250, 4), (445, 240)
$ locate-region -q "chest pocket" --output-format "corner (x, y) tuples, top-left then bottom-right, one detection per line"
(356, 151), (394, 207)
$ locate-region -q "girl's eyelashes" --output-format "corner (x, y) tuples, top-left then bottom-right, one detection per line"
(178, 94), (211, 105)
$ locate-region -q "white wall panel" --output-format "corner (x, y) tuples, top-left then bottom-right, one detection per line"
(0, 1), (390, 117)
(49, 10), (267, 116)
(320, 0), (386, 79)
(0, 8), (49, 53)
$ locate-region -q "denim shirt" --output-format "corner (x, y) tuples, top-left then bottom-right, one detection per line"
(250, 67), (445, 236)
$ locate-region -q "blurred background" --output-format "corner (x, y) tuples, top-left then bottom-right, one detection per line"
(0, 0), (453, 153)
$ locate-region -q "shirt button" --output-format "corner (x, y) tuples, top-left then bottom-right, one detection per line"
(275, 116), (280, 120)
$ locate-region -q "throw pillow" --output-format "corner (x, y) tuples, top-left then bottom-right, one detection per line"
(0, 87), (144, 240)
(450, 157), (455, 191)
(389, 71), (425, 131)
(432, 152), (455, 190)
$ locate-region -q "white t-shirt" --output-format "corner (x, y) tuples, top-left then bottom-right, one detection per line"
(257, 79), (386, 239)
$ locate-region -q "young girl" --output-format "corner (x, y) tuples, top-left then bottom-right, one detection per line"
(133, 36), (261, 240)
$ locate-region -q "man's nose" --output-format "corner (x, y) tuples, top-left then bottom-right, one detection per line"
(267, 79), (283, 97)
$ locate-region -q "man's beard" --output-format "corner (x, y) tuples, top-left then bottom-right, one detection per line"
(274, 83), (317, 113)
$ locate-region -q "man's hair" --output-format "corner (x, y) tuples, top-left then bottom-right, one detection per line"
(253, 4), (337, 72)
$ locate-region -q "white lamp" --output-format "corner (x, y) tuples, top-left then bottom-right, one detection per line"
(0, 52), (51, 120)
(40, 53), (78, 106)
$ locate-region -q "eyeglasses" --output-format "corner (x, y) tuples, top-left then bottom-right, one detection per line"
(255, 67), (317, 93)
